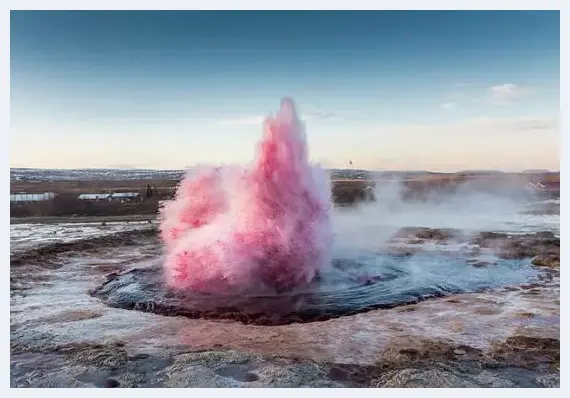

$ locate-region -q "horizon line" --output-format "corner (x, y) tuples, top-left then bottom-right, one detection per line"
(9, 166), (560, 174)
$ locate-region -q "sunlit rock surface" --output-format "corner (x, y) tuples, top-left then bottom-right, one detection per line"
(11, 218), (559, 387)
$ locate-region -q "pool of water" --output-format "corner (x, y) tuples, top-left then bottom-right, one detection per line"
(91, 251), (540, 326)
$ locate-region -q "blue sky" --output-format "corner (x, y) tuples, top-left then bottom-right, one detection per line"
(10, 10), (560, 171)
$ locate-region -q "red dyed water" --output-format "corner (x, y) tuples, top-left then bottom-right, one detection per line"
(159, 98), (333, 293)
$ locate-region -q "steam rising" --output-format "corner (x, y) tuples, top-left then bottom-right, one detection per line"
(332, 178), (534, 253)
(159, 97), (556, 297)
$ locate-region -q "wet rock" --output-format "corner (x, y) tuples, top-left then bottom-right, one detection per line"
(10, 228), (159, 268)
(474, 232), (509, 242)
(532, 255), (560, 269)
(382, 246), (421, 256)
(471, 370), (515, 387)
(10, 339), (154, 374)
(375, 368), (480, 388)
(10, 217), (560, 388)
(468, 260), (497, 268)
(215, 365), (259, 382)
(392, 227), (462, 243)
(534, 374), (560, 388)
(10, 353), (84, 388)
(27, 310), (104, 327)
(471, 231), (559, 261)
(490, 336), (560, 370)
(10, 327), (561, 387)
(327, 366), (351, 382)
(382, 339), (483, 366)
(101, 378), (120, 388)
(372, 362), (552, 388)
(156, 350), (338, 388)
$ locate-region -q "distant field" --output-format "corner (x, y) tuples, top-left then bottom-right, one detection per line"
(10, 172), (559, 219)
(10, 172), (560, 194)
(10, 179), (180, 194)
(9, 178), (377, 197)
(9, 179), (375, 219)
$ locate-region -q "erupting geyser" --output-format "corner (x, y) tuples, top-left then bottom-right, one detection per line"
(160, 98), (333, 293)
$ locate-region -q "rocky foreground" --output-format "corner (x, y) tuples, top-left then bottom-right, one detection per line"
(10, 227), (560, 388)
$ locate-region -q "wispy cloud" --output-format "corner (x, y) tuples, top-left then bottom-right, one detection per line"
(441, 102), (457, 111)
(490, 83), (529, 105)
(306, 111), (337, 120)
(442, 82), (532, 109)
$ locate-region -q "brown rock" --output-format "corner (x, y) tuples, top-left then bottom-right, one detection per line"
(473, 307), (502, 316)
(392, 227), (460, 243)
(513, 312), (535, 319)
(532, 255), (560, 269)
(383, 246), (421, 256)
(470, 231), (559, 261)
(470, 261), (496, 268)
(490, 336), (560, 370)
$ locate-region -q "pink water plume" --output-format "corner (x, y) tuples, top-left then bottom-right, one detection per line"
(159, 98), (333, 294)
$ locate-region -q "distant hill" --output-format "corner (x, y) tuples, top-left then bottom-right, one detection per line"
(460, 170), (504, 174)
(10, 167), (559, 182)
(10, 168), (186, 182)
(11, 167), (374, 182)
(522, 169), (555, 174)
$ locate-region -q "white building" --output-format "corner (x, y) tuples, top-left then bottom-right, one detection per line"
(10, 192), (56, 203)
(77, 193), (112, 201)
(110, 192), (142, 203)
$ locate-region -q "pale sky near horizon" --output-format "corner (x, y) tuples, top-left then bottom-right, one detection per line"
(10, 11), (560, 171)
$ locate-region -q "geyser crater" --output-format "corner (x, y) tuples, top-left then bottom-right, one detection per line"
(90, 252), (539, 326)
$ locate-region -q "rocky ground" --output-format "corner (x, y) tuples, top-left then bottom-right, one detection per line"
(10, 227), (560, 388)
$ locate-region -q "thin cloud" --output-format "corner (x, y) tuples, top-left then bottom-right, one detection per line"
(442, 83), (531, 109)
(306, 111), (337, 120)
(441, 102), (457, 111)
(490, 83), (529, 105)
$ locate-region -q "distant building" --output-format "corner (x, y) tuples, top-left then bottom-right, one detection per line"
(110, 192), (142, 203)
(77, 193), (113, 201)
(10, 192), (56, 203)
